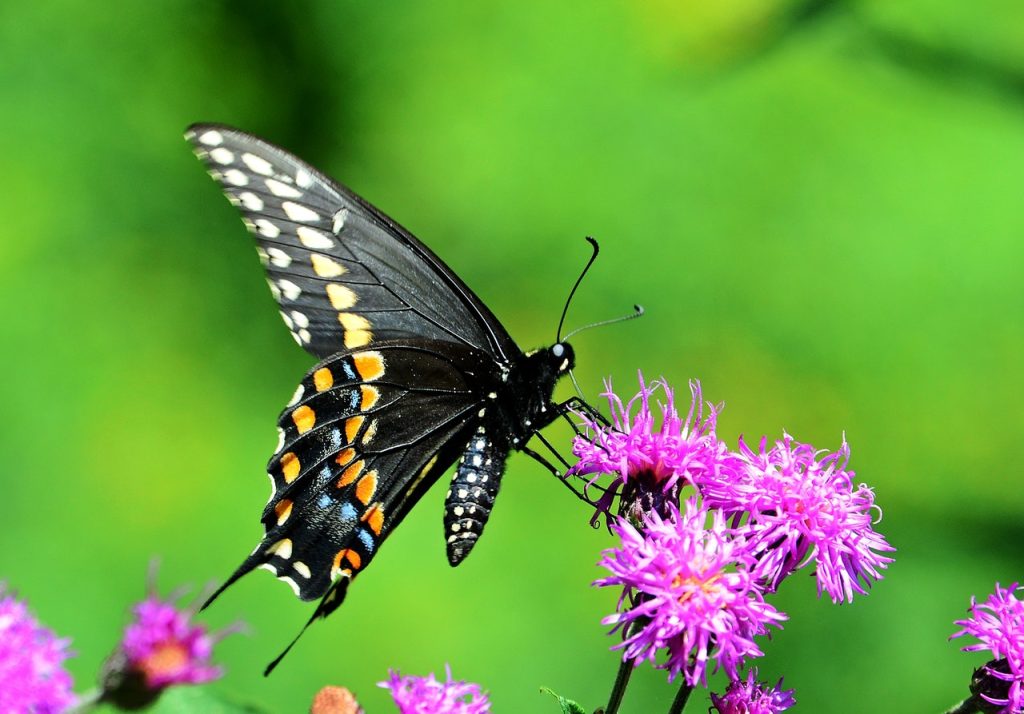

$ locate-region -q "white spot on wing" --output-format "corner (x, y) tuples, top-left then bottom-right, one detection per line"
(278, 279), (302, 300)
(267, 538), (293, 559)
(224, 169), (249, 186)
(296, 169), (313, 188)
(255, 219), (280, 238)
(210, 147), (234, 165)
(282, 201), (319, 223)
(275, 427), (285, 453)
(297, 226), (334, 249)
(267, 247), (291, 267)
(279, 311), (294, 329)
(266, 178), (302, 198)
(242, 152), (274, 176)
(298, 328), (311, 343)
(293, 561), (311, 579)
(198, 130), (223, 146)
(239, 191), (264, 211)
(277, 575), (301, 597)
(332, 207), (349, 234)
(288, 384), (304, 406)
(291, 311), (309, 328)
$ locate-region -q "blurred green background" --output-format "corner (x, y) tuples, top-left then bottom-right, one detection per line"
(3, 1), (1024, 711)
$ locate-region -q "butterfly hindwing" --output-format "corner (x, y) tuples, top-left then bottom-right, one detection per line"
(184, 124), (518, 361)
(210, 341), (490, 606)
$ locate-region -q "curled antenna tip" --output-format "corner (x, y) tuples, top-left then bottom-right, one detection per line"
(557, 237), (602, 342)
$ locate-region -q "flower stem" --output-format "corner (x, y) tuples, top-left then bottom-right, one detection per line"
(667, 681), (693, 714)
(943, 697), (979, 714)
(605, 657), (634, 714)
(66, 688), (103, 714)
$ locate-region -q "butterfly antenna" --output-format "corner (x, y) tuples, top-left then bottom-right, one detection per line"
(557, 236), (600, 343)
(562, 304), (644, 342)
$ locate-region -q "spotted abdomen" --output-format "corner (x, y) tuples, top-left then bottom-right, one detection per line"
(444, 425), (509, 566)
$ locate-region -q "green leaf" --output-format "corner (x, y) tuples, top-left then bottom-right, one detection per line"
(540, 686), (590, 714)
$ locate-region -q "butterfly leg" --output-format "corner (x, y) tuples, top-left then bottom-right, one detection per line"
(558, 396), (610, 431)
(520, 438), (607, 506)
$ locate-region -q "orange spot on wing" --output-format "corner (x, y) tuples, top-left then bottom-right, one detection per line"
(313, 367), (334, 392)
(274, 499), (293, 525)
(352, 351), (384, 381)
(360, 385), (380, 410)
(355, 471), (378, 505)
(292, 405), (316, 434)
(344, 415), (365, 443)
(333, 548), (362, 571)
(280, 452), (300, 483)
(361, 503), (385, 536)
(337, 460), (364, 487)
(335, 447), (356, 467)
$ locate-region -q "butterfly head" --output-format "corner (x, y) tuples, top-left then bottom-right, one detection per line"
(550, 342), (575, 374)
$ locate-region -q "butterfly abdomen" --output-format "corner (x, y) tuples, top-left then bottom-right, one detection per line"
(444, 424), (510, 566)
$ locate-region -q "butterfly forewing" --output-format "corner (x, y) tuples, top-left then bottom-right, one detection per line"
(184, 124), (518, 361)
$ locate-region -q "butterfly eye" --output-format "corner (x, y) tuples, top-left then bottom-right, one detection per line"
(552, 344), (565, 358)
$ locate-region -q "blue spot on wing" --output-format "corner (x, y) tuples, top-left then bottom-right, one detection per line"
(318, 494), (332, 509)
(341, 359), (356, 381)
(357, 529), (375, 553)
(340, 502), (358, 522)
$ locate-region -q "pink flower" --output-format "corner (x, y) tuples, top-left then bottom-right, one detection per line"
(596, 500), (786, 686)
(951, 582), (1024, 713)
(570, 374), (738, 519)
(379, 665), (490, 713)
(698, 434), (894, 602)
(0, 588), (75, 714)
(119, 594), (225, 688)
(100, 572), (241, 709)
(710, 669), (796, 713)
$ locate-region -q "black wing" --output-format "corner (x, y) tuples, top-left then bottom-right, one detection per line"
(207, 340), (488, 610)
(184, 123), (518, 362)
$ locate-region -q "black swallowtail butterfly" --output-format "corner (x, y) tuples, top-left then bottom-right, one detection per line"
(185, 124), (583, 668)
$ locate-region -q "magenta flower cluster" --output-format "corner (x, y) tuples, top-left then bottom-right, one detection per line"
(120, 593), (225, 688)
(701, 434), (895, 602)
(710, 668), (795, 713)
(570, 378), (725, 495)
(572, 373), (894, 688)
(951, 582), (1024, 713)
(380, 665), (491, 714)
(598, 499), (786, 686)
(0, 589), (75, 714)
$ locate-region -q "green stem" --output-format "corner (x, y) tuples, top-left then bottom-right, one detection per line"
(666, 681), (693, 714)
(605, 657), (634, 714)
(66, 688), (103, 714)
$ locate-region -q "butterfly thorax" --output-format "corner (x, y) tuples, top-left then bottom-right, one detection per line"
(443, 341), (574, 566)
